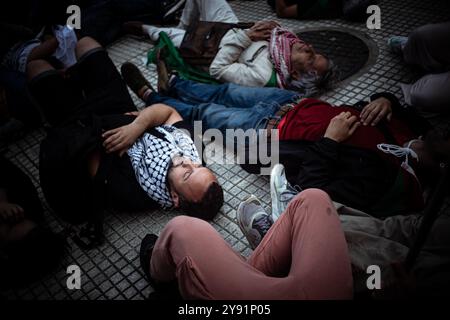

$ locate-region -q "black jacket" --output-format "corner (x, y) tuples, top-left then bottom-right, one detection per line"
(242, 137), (397, 213)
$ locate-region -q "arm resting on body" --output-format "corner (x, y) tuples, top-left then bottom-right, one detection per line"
(102, 104), (182, 155)
(209, 29), (272, 87)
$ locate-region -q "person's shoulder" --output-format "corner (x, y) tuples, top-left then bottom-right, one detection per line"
(172, 120), (191, 130)
(172, 120), (195, 137)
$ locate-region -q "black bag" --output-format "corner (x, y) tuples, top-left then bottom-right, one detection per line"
(179, 20), (254, 72)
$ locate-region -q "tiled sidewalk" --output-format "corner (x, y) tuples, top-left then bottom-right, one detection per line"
(1, 0), (450, 300)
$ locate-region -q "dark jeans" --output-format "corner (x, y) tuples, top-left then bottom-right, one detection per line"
(146, 77), (300, 133)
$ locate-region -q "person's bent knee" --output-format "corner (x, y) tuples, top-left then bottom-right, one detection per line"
(296, 188), (330, 203)
(165, 215), (210, 242)
(288, 188), (332, 212)
(76, 36), (102, 59)
(26, 59), (54, 81)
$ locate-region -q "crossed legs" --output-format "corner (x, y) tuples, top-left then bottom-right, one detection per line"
(150, 189), (353, 299)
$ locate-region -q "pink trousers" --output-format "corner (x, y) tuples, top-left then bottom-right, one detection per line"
(150, 189), (353, 299)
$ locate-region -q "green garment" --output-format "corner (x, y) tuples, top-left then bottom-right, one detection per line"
(266, 69), (278, 87)
(146, 31), (219, 85)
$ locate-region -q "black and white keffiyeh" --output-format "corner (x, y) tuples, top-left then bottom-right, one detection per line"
(127, 125), (200, 209)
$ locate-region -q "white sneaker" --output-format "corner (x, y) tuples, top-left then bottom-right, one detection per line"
(163, 0), (186, 19)
(270, 164), (299, 222)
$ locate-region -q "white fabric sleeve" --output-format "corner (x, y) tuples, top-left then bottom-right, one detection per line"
(209, 29), (272, 87)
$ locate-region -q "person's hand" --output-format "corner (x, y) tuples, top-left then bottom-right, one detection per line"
(360, 97), (392, 126)
(324, 111), (361, 143)
(102, 121), (145, 156)
(247, 20), (280, 41)
(0, 202), (25, 223)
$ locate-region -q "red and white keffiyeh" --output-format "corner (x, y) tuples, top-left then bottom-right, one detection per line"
(269, 27), (305, 89)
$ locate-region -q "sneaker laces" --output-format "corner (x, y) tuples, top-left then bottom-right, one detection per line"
(377, 140), (419, 165)
(253, 214), (273, 237)
(280, 183), (301, 202)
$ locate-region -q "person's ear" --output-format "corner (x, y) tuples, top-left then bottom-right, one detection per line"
(170, 189), (180, 208)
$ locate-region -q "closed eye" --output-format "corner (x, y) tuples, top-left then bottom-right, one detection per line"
(183, 170), (193, 181)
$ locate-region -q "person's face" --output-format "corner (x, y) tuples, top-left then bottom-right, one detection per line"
(167, 156), (218, 206)
(290, 42), (328, 80)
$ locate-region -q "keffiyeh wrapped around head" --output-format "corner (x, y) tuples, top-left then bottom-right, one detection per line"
(269, 27), (304, 89)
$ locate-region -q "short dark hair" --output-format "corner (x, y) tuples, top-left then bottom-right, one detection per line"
(178, 182), (224, 220)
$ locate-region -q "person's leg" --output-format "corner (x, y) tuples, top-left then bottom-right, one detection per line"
(150, 190), (352, 299)
(27, 37), (59, 62)
(403, 22), (450, 73)
(26, 60), (83, 126)
(150, 215), (296, 299)
(197, 0), (239, 23)
(145, 89), (281, 132)
(74, 37), (137, 115)
(401, 71), (450, 113)
(170, 77), (299, 109)
(178, 0), (239, 30)
(413, 215), (450, 285)
(340, 213), (421, 247)
(145, 92), (196, 120)
(248, 189), (353, 299)
(142, 25), (186, 48)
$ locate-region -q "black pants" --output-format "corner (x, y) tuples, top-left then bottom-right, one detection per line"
(30, 49), (156, 224)
(29, 48), (137, 125)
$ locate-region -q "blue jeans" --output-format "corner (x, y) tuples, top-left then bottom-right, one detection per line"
(145, 78), (300, 133)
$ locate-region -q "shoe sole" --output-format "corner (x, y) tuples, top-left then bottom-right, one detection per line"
(155, 50), (170, 93)
(163, 0), (186, 18)
(270, 163), (285, 222)
(121, 63), (152, 99)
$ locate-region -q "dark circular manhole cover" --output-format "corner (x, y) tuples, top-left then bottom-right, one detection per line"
(297, 29), (375, 82)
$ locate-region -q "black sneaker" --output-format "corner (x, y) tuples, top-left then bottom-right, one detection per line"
(139, 233), (158, 285)
(155, 48), (170, 94)
(122, 21), (144, 37)
(120, 62), (154, 100)
(140, 233), (183, 300)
